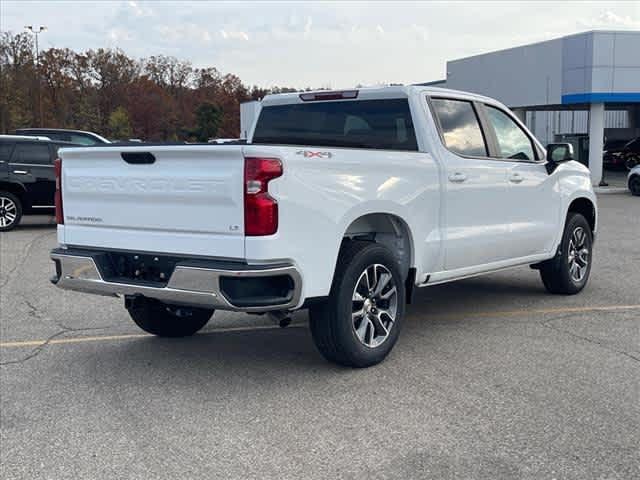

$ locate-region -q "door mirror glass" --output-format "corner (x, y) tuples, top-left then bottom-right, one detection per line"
(547, 143), (574, 163)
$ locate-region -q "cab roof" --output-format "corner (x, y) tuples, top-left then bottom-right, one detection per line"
(261, 85), (502, 107)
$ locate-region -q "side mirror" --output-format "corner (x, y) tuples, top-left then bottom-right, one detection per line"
(545, 143), (574, 174)
(547, 143), (574, 162)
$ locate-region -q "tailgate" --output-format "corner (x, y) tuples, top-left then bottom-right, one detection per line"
(59, 145), (246, 258)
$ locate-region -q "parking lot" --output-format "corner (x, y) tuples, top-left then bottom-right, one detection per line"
(0, 192), (638, 479)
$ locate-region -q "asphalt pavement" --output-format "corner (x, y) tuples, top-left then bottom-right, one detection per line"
(1, 192), (638, 479)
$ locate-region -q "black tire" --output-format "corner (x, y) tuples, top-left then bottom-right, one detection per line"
(539, 213), (593, 294)
(127, 297), (214, 337)
(0, 191), (23, 232)
(309, 240), (406, 368)
(629, 175), (640, 196)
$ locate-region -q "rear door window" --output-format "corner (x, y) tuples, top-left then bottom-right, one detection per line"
(430, 98), (488, 157)
(253, 99), (418, 151)
(0, 143), (15, 162)
(11, 143), (52, 165)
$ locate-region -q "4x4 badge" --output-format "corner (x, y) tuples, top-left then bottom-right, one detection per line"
(296, 150), (332, 158)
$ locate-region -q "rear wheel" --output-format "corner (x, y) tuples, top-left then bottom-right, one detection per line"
(629, 175), (640, 196)
(540, 213), (593, 294)
(127, 297), (214, 337)
(309, 241), (406, 368)
(0, 192), (22, 232)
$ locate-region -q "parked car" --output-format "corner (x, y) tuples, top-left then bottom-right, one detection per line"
(0, 135), (77, 231)
(628, 165), (640, 196)
(49, 86), (597, 367)
(14, 128), (110, 146)
(603, 136), (640, 170)
(602, 139), (630, 169)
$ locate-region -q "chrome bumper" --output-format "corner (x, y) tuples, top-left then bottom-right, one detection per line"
(50, 251), (302, 312)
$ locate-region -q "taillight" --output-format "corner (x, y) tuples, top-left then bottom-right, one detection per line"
(244, 157), (282, 236)
(54, 158), (63, 224)
(299, 90), (358, 102)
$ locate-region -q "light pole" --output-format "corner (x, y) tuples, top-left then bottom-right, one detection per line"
(24, 25), (47, 126)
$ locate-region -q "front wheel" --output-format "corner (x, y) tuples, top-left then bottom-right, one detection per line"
(309, 241), (406, 368)
(127, 297), (214, 337)
(539, 213), (593, 294)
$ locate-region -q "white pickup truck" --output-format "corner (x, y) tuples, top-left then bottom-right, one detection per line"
(51, 86), (597, 367)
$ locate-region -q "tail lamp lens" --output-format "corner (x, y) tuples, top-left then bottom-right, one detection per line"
(244, 157), (282, 236)
(54, 158), (64, 224)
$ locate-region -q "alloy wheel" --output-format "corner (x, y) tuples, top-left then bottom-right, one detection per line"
(351, 264), (398, 348)
(0, 196), (18, 229)
(568, 226), (589, 283)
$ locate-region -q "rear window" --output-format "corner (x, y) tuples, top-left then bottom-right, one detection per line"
(252, 99), (418, 151)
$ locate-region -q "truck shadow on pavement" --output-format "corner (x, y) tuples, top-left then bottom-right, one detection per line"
(80, 327), (336, 389)
(408, 273), (548, 316)
(70, 273), (550, 383)
(10, 223), (56, 231)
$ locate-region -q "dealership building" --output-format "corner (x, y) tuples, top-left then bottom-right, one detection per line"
(240, 30), (639, 186)
(426, 30), (640, 186)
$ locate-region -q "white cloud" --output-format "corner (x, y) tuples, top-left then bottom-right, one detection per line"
(304, 16), (313, 37)
(578, 10), (640, 29)
(108, 28), (132, 42)
(127, 0), (152, 17)
(220, 29), (249, 41)
(3, 1), (639, 88)
(410, 24), (429, 42)
(158, 24), (212, 43)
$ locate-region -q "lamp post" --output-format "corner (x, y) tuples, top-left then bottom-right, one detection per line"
(24, 25), (47, 126)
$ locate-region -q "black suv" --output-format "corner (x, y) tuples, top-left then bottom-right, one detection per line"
(0, 136), (77, 231)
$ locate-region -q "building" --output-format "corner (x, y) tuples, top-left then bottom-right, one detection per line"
(426, 30), (640, 186)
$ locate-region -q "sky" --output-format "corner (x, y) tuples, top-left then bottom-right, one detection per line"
(2, 1), (639, 89)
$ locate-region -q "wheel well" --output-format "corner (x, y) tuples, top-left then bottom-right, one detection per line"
(343, 213), (415, 300)
(0, 182), (26, 203)
(567, 198), (595, 232)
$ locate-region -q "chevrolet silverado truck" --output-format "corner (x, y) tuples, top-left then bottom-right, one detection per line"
(50, 86), (597, 367)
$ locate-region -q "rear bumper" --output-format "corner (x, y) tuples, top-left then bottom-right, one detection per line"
(50, 248), (302, 312)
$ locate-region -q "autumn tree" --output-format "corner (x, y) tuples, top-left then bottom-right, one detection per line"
(86, 48), (139, 129)
(126, 77), (173, 141)
(0, 32), (36, 131)
(108, 106), (132, 140)
(0, 31), (319, 140)
(194, 102), (223, 141)
(39, 48), (76, 126)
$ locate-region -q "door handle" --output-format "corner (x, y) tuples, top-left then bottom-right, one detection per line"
(448, 172), (467, 183)
(13, 170), (28, 175)
(509, 173), (524, 183)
